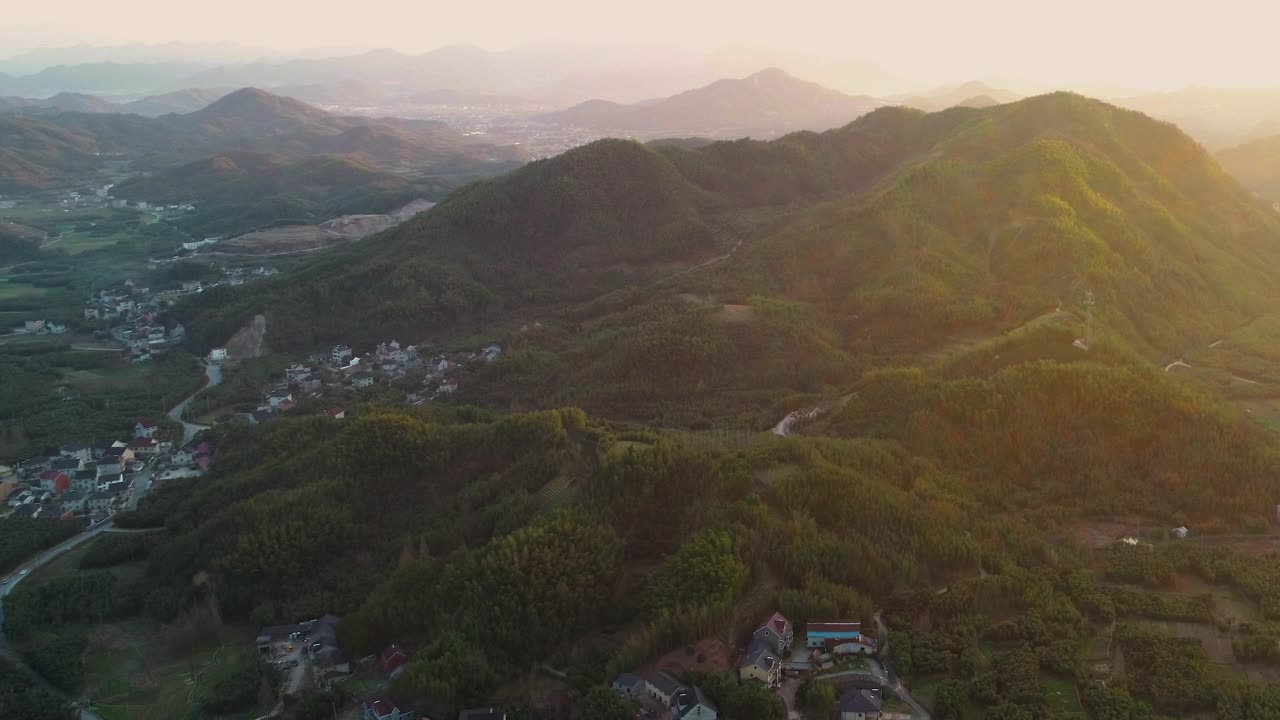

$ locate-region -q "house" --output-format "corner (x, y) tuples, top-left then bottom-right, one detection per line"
(353, 373), (375, 389)
(52, 457), (82, 473)
(38, 470), (71, 495)
(458, 708), (506, 720)
(172, 447), (194, 465)
(381, 644), (409, 678)
(673, 686), (718, 720)
(752, 611), (794, 655)
(267, 393), (293, 409)
(331, 345), (353, 365)
(24, 319), (45, 332)
(73, 469), (98, 493)
(364, 697), (410, 720)
(86, 490), (115, 512)
(326, 408), (346, 420)
(807, 620), (862, 649)
(482, 344), (502, 363)
(60, 490), (87, 513)
(646, 671), (686, 707)
(7, 488), (33, 508)
(612, 673), (646, 697)
(96, 456), (124, 476)
(0, 482), (19, 506)
(208, 347), (228, 363)
(59, 443), (92, 463)
(839, 687), (882, 720)
(738, 639), (781, 687)
(96, 473), (124, 492)
(130, 437), (159, 456)
(1172, 526), (1190, 539)
(134, 419), (160, 438)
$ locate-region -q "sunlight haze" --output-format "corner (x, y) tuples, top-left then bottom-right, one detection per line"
(5, 0), (1280, 92)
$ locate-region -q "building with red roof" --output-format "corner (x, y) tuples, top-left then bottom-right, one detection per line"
(38, 470), (70, 495)
(363, 696), (412, 720)
(381, 644), (410, 678)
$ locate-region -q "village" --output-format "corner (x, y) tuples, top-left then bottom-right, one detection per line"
(6, 265), (277, 356)
(247, 610), (914, 720)
(199, 338), (503, 427)
(0, 417), (215, 524)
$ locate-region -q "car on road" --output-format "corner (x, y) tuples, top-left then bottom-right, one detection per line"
(18, 569), (29, 575)
(1, 578), (8, 584)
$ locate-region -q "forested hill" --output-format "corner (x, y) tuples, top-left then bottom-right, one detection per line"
(179, 93), (1280, 373)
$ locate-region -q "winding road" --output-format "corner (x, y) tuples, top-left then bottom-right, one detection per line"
(0, 520), (114, 720)
(168, 362), (223, 444)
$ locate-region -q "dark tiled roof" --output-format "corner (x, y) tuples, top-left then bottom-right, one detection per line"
(839, 688), (882, 714)
(808, 620), (862, 634)
(674, 686), (717, 718)
(649, 671), (685, 696)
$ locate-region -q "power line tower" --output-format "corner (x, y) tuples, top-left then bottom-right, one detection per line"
(1073, 290), (1095, 351)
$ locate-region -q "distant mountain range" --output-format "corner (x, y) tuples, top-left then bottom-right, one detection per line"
(1216, 134), (1280, 201)
(890, 81), (1022, 112)
(540, 68), (884, 137)
(1111, 87), (1280, 149)
(0, 87), (526, 192)
(0, 42), (279, 75)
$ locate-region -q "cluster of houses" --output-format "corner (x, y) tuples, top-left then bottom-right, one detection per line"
(10, 318), (68, 336)
(254, 616), (511, 720)
(0, 418), (214, 521)
(206, 340), (505, 427)
(613, 614), (883, 720)
(307, 339), (501, 401)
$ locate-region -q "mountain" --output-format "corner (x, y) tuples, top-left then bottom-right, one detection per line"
(0, 88), (524, 194)
(1216, 134), (1280, 200)
(0, 61), (211, 96)
(165, 87), (348, 139)
(122, 88), (227, 116)
(893, 81), (1021, 111)
(541, 68), (883, 137)
(112, 151), (428, 236)
(39, 91), (121, 114)
(1112, 87), (1280, 149)
(0, 42), (276, 75)
(177, 93), (1280, 425)
(0, 114), (103, 191)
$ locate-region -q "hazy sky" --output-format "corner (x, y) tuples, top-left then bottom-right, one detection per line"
(4, 0), (1278, 92)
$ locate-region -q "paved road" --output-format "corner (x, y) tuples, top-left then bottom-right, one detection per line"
(168, 362), (223, 444)
(126, 460), (155, 511)
(873, 611), (930, 720)
(0, 520), (114, 720)
(780, 675), (802, 720)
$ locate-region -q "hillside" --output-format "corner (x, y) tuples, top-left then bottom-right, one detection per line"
(113, 151), (429, 235)
(177, 93), (1280, 425)
(1217, 134), (1280, 201)
(0, 88), (524, 193)
(0, 113), (106, 191)
(24, 91), (1280, 720)
(123, 87), (226, 115)
(163, 87), (350, 139)
(541, 68), (883, 137)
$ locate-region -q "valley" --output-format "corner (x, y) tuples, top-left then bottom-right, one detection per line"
(6, 36), (1280, 720)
